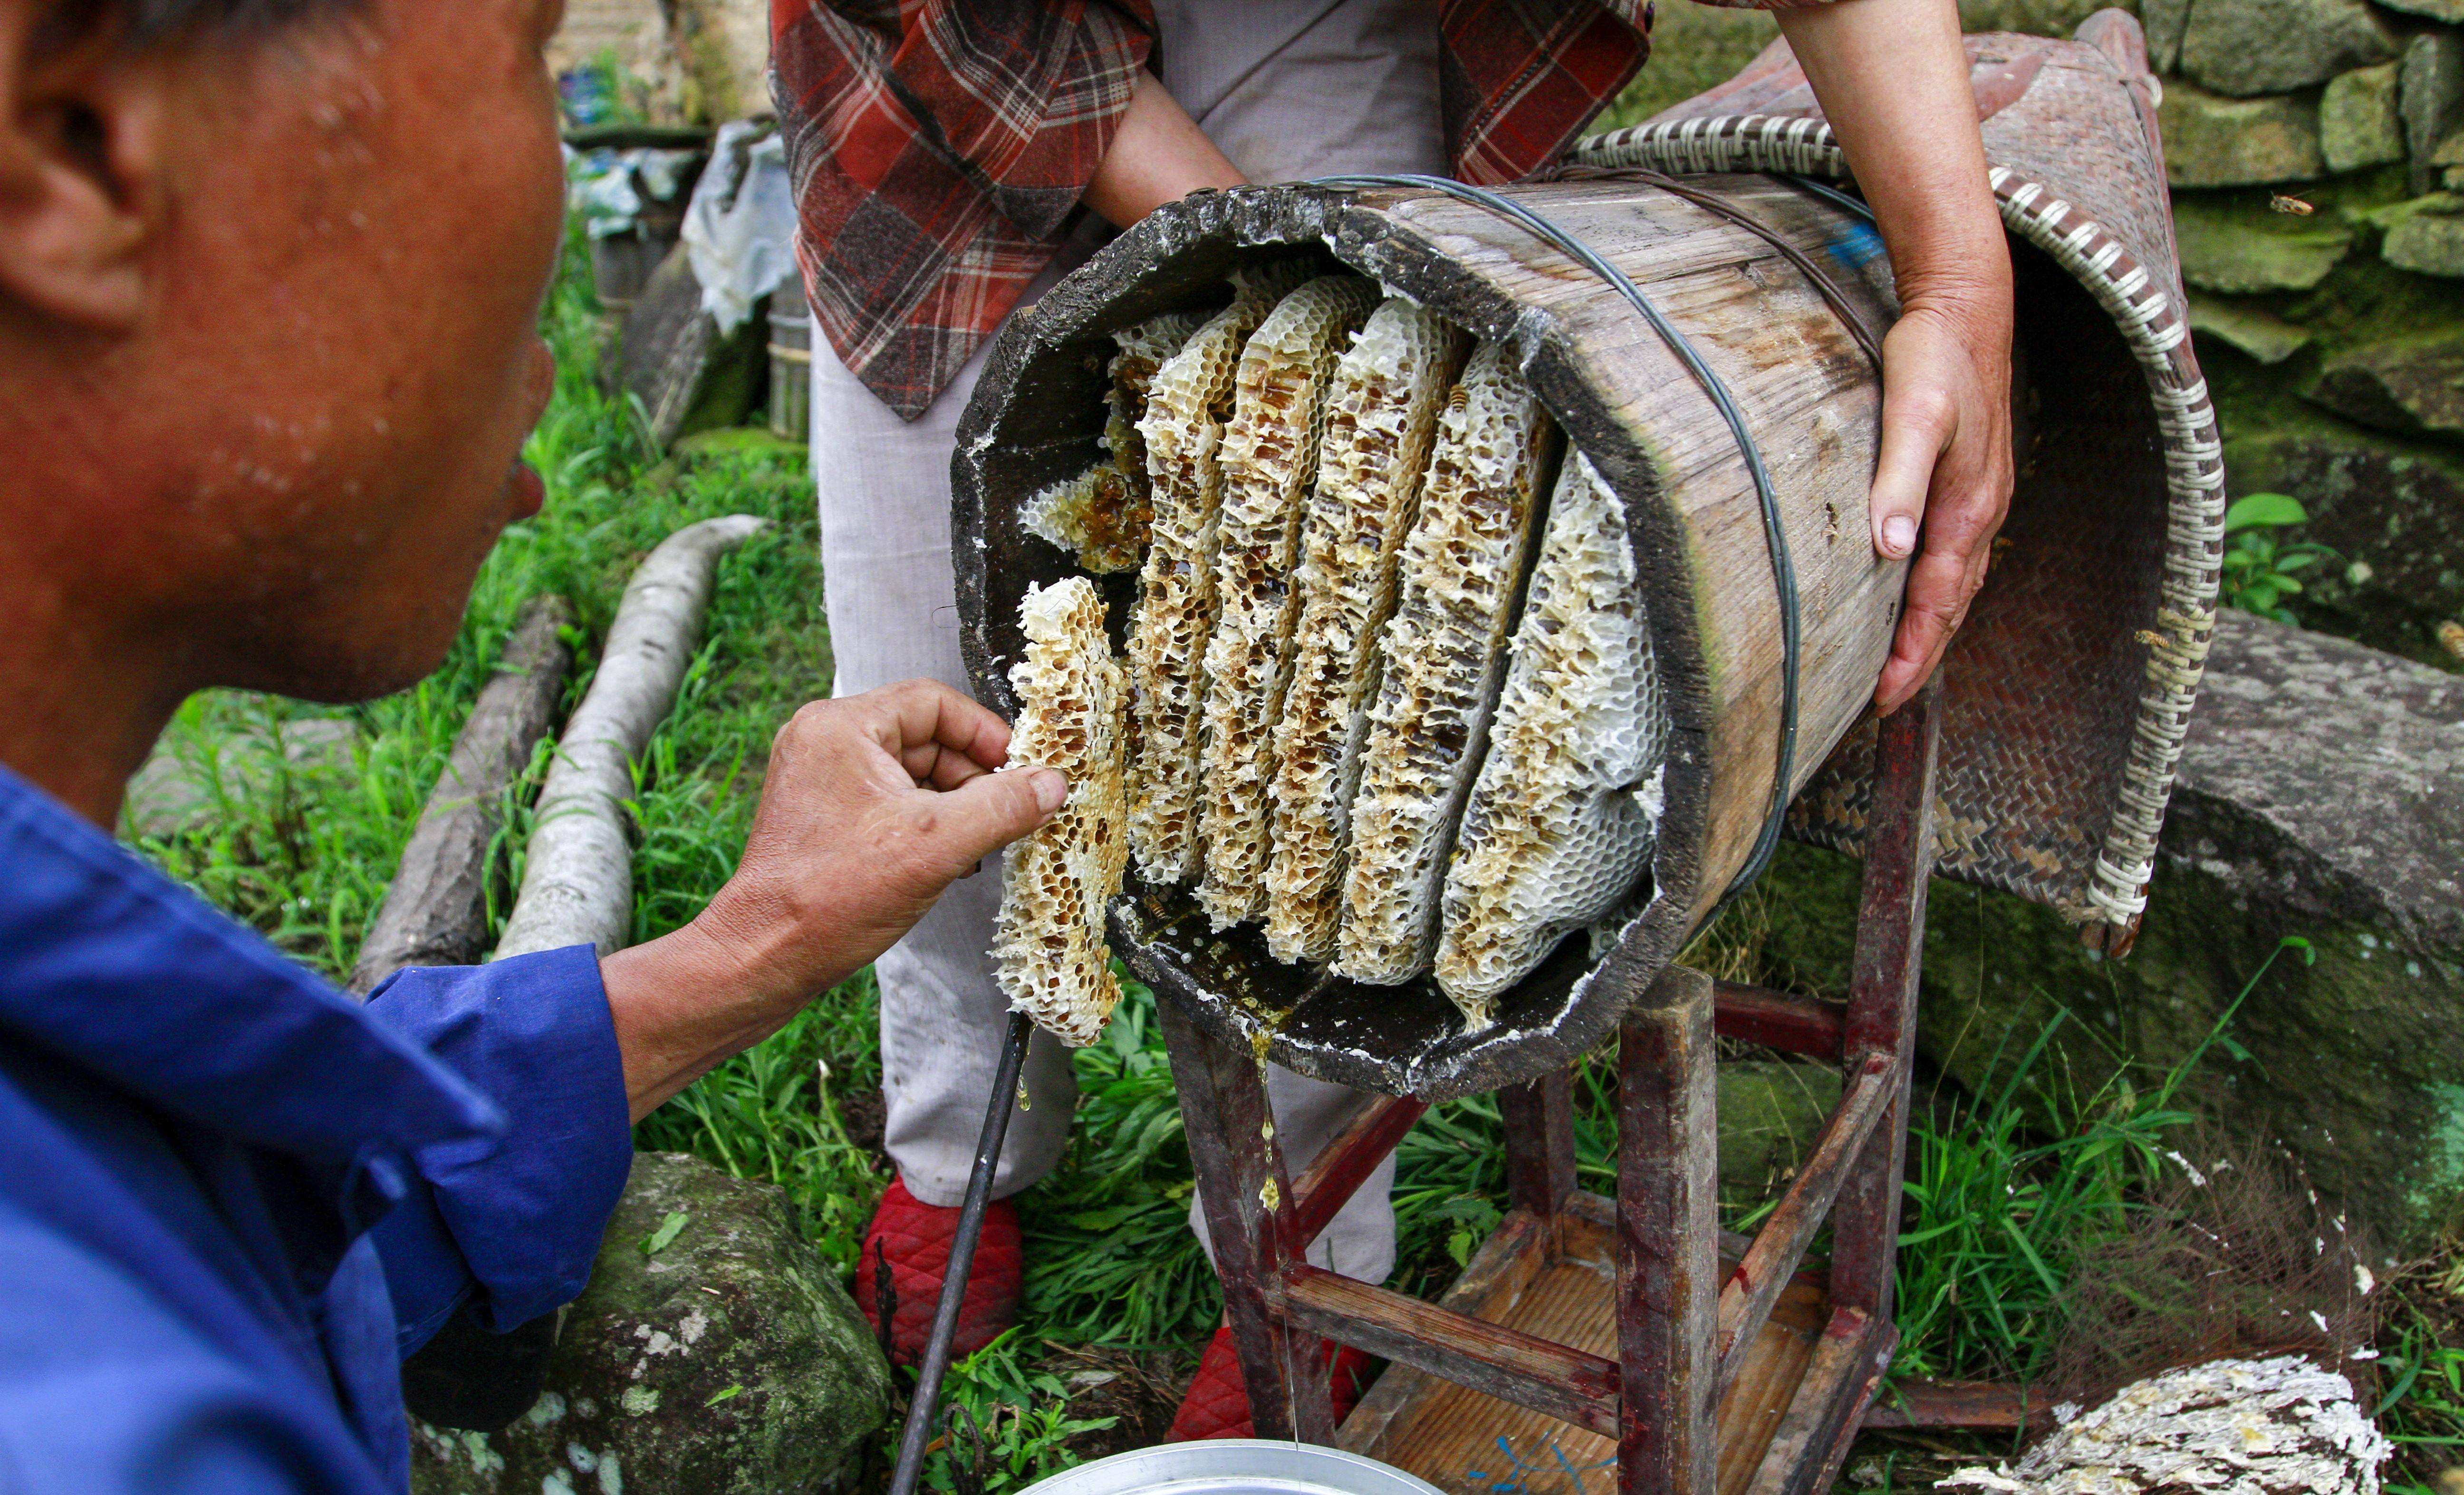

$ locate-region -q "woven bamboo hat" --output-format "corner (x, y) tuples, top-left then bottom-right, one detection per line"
(1576, 11), (2219, 946)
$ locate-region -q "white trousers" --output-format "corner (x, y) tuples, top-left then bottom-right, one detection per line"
(811, 324), (1398, 1284)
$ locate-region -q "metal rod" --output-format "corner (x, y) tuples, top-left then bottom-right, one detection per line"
(887, 1009), (1035, 1495)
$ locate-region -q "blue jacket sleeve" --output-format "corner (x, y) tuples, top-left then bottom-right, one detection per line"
(361, 948), (632, 1350)
(0, 1209), (394, 1495)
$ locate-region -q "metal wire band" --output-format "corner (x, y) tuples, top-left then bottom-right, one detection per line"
(1310, 173), (1805, 907)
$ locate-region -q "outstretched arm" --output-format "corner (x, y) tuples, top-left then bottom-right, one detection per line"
(599, 681), (1066, 1120)
(1776, 0), (2014, 712)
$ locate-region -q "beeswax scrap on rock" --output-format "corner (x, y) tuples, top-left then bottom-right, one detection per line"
(992, 578), (1129, 1047)
(1124, 263), (1315, 884)
(1193, 274), (1381, 930)
(1437, 454), (1666, 1029)
(1264, 299), (1467, 964)
(1336, 340), (1556, 988)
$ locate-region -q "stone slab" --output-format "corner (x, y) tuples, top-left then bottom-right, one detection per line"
(2175, 193), (2351, 292)
(2380, 193), (2464, 278)
(2403, 33), (2464, 194)
(2304, 335), (2464, 442)
(2161, 80), (2327, 187)
(2188, 291), (2314, 364)
(2322, 62), (2405, 174)
(2180, 0), (2398, 97)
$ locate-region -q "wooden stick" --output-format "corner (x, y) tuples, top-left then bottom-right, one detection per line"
(1617, 964), (1721, 1495)
(1863, 1379), (2039, 1432)
(495, 515), (767, 959)
(350, 595), (573, 993)
(1499, 1070), (1578, 1217)
(1159, 1001), (1333, 1443)
(1712, 981), (1845, 1060)
(1715, 1052), (1895, 1392)
(1745, 1307), (1894, 1495)
(1290, 1094), (1429, 1251)
(1829, 675), (1944, 1321)
(1278, 1265), (1621, 1440)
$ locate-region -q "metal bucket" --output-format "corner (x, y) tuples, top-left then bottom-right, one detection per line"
(1021, 1441), (1444, 1495)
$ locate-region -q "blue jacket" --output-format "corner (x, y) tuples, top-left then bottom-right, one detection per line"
(0, 763), (634, 1493)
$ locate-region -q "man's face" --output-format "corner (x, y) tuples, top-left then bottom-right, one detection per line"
(62, 0), (569, 701)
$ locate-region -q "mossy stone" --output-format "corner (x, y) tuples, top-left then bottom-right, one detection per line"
(2321, 63), (2405, 174)
(2179, 0), (2397, 97)
(2379, 194), (2464, 277)
(2224, 421), (2464, 664)
(2187, 292), (2313, 364)
(2303, 334), (2464, 441)
(2160, 81), (2327, 187)
(1717, 1062), (1843, 1210)
(410, 1152), (892, 1495)
(2174, 193), (2352, 292)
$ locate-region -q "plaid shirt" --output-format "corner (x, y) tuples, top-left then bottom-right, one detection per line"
(774, 0), (1802, 419)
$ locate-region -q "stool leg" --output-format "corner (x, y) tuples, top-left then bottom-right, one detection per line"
(1617, 965), (1721, 1495)
(1159, 1000), (1335, 1443)
(1499, 1070), (1577, 1218)
(1830, 675), (1944, 1322)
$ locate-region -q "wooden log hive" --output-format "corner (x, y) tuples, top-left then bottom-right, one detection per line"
(960, 174), (1910, 1097)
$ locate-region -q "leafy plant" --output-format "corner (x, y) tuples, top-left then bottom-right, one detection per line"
(1889, 937), (2308, 1384)
(2220, 492), (2335, 624)
(922, 1331), (1120, 1495)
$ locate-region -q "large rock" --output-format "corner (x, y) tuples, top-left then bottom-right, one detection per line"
(2179, 0), (2397, 97)
(1750, 613), (2464, 1250)
(2225, 421), (2464, 666)
(2403, 33), (2464, 194)
(2381, 192), (2464, 277)
(2304, 335), (2464, 442)
(2160, 81), (2327, 187)
(411, 1152), (891, 1495)
(2322, 63), (2406, 173)
(2174, 193), (2351, 292)
(2383, 0), (2464, 22)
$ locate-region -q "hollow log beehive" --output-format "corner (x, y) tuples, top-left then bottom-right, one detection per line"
(959, 123), (2199, 1099)
(960, 174), (1907, 1098)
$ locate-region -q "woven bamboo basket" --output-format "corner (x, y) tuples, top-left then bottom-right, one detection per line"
(953, 19), (2213, 1100)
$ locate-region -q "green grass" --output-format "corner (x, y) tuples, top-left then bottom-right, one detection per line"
(136, 225), (2459, 1492)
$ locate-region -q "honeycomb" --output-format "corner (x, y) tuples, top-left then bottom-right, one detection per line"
(1011, 272), (1676, 1041)
(1021, 311), (1209, 574)
(1435, 454), (1666, 1029)
(1123, 263), (1313, 884)
(991, 577), (1129, 1047)
(1261, 301), (1468, 962)
(1333, 339), (1557, 985)
(1192, 274), (1383, 929)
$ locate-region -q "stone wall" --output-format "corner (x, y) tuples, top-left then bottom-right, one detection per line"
(1615, 0), (2464, 672)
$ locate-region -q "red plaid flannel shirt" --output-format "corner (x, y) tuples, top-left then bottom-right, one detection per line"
(774, 0), (1806, 419)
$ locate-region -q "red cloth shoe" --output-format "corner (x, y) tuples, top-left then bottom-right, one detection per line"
(858, 1177), (1023, 1366)
(1167, 1324), (1376, 1441)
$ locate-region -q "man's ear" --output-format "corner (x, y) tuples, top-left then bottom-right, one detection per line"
(0, 10), (171, 331)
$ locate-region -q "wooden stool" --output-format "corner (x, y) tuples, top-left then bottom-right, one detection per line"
(1160, 678), (1944, 1495)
